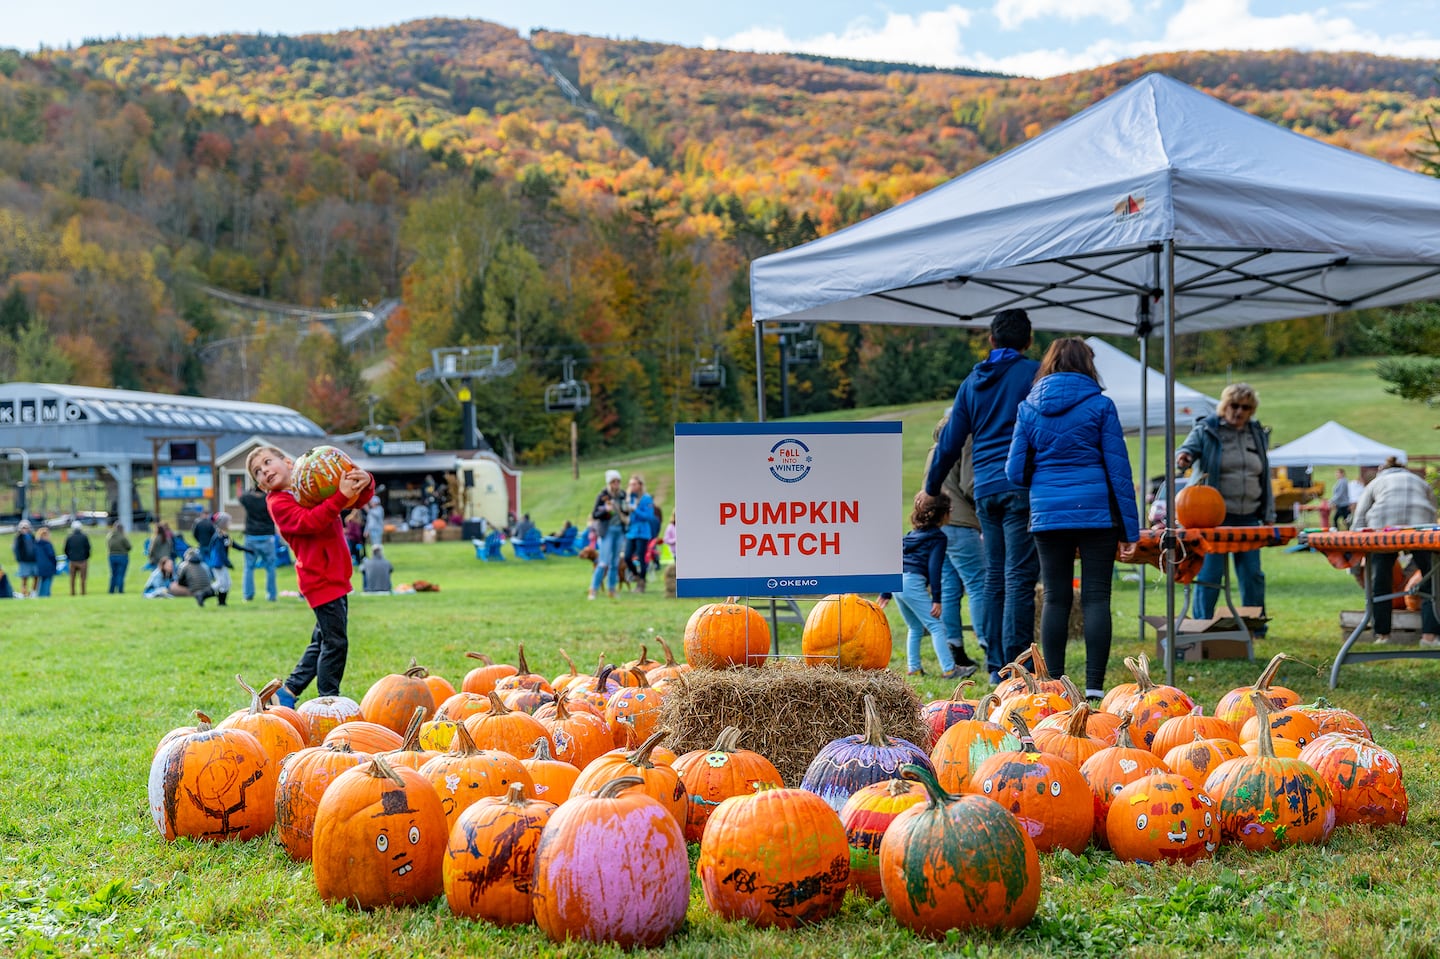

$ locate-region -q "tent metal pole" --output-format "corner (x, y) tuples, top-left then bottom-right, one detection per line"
(754, 321), (767, 423)
(1163, 240), (1179, 686)
(1137, 332), (1148, 633)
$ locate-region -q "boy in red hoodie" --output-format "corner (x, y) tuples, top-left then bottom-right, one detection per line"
(246, 445), (374, 707)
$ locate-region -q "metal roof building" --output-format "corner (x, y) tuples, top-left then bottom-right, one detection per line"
(0, 382), (325, 530)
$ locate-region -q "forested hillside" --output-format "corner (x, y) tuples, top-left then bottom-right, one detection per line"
(0, 20), (1435, 461)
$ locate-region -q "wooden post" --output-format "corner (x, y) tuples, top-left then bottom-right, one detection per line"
(570, 419), (579, 481)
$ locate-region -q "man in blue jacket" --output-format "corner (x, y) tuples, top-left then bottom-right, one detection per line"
(919, 309), (1040, 683)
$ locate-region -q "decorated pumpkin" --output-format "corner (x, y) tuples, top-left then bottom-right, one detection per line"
(218, 676), (305, 772)
(1294, 698), (1373, 740)
(522, 738), (581, 805)
(920, 679), (983, 748)
(684, 603), (771, 668)
(1030, 703), (1107, 768)
(296, 695), (364, 747)
(801, 593), (892, 669)
(291, 444), (360, 508)
(698, 787), (850, 928)
(968, 715), (1092, 855)
(311, 755), (447, 908)
(149, 712), (277, 842)
(929, 694), (1022, 794)
(1163, 733), (1246, 784)
(1297, 732), (1407, 827)
(275, 741), (369, 861)
(417, 722), (536, 830)
(1239, 705), (1320, 750)
(800, 695), (933, 812)
(460, 652), (518, 696)
(444, 781), (557, 925)
(1149, 705), (1239, 760)
(1106, 772), (1218, 864)
(879, 764), (1041, 936)
(1107, 654), (1195, 750)
(672, 726), (785, 843)
(536, 692), (614, 773)
(323, 720), (404, 754)
(492, 644), (555, 696)
(1213, 653), (1303, 735)
(572, 731), (688, 826)
(603, 668), (665, 749)
(532, 776), (690, 948)
(1077, 713), (1169, 848)
(462, 692), (554, 759)
(839, 777), (926, 899)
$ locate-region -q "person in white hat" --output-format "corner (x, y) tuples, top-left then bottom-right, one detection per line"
(11, 519), (38, 598)
(588, 469), (629, 599)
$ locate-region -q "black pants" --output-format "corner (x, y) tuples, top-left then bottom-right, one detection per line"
(1370, 552), (1440, 636)
(624, 539), (649, 581)
(1034, 527), (1120, 694)
(285, 596), (350, 697)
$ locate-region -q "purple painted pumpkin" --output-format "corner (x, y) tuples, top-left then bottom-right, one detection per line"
(800, 695), (934, 812)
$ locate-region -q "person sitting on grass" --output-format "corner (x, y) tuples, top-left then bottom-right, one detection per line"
(361, 545), (394, 593)
(159, 549), (215, 603)
(142, 557), (177, 598)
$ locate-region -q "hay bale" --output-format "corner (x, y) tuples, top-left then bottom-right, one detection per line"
(657, 662), (926, 788)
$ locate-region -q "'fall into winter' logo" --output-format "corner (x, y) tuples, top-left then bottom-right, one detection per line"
(1114, 191), (1146, 221)
(768, 438), (812, 483)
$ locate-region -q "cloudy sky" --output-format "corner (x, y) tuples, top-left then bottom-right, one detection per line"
(11, 1), (1439, 78)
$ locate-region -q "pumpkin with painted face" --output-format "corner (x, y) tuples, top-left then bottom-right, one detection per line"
(291, 445), (360, 508)
(1106, 773), (1218, 864)
(311, 755), (447, 909)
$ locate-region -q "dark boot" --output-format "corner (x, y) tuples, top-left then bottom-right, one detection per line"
(194, 588), (213, 607)
(217, 591), (228, 606)
(950, 643), (976, 669)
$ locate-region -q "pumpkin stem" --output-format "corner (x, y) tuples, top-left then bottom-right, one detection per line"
(1113, 711), (1138, 749)
(1006, 712), (1036, 751)
(594, 664), (616, 693)
(558, 649), (578, 677)
(1064, 703), (1093, 738)
(516, 643), (531, 677)
(900, 762), (956, 809)
(976, 693), (1001, 719)
(485, 690), (513, 716)
(1129, 653), (1157, 693)
(627, 666), (652, 689)
(711, 726), (742, 752)
(553, 691), (574, 721)
(625, 730), (668, 768)
(464, 651), (494, 664)
(193, 709), (213, 730)
(404, 659), (430, 679)
(448, 720), (484, 756)
(595, 775), (647, 800)
(530, 737), (556, 762)
(949, 678), (976, 701)
(1251, 692), (1277, 760)
(1026, 643), (1054, 681)
(860, 695), (893, 748)
(1059, 676), (1084, 705)
(398, 706), (426, 750)
(504, 781), (528, 805)
(656, 637), (680, 668)
(365, 753), (407, 785)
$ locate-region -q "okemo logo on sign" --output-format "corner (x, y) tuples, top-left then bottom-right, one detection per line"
(767, 437), (813, 483)
(0, 399), (86, 425)
(767, 578), (820, 589)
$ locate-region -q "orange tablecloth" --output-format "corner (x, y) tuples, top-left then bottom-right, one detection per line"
(1305, 528), (1440, 570)
(1128, 526), (1299, 584)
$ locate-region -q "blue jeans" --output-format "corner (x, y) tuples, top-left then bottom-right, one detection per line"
(243, 534), (279, 601)
(108, 555), (128, 593)
(1191, 513), (1266, 630)
(894, 572), (956, 674)
(37, 576), (53, 597)
(941, 525), (990, 669)
(977, 490), (1040, 671)
(590, 525), (625, 594)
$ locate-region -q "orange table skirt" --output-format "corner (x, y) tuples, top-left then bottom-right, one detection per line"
(1128, 526), (1299, 584)
(1305, 528), (1440, 570)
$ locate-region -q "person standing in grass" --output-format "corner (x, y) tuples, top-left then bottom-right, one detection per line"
(239, 484), (279, 603)
(203, 513), (235, 606)
(64, 521), (91, 595)
(247, 445), (374, 707)
(11, 519), (37, 598)
(588, 468), (629, 600)
(623, 475), (656, 593)
(33, 526), (57, 598)
(106, 519), (132, 594)
(879, 491), (972, 680)
(1351, 456), (1440, 648)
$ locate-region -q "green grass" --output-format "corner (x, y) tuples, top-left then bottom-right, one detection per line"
(4, 359), (1440, 957)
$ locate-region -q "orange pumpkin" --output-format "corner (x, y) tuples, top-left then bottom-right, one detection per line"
(672, 726), (785, 844)
(296, 695), (363, 746)
(444, 781), (556, 924)
(536, 692), (614, 772)
(572, 731), (687, 827)
(312, 755), (447, 908)
(1031, 703), (1107, 768)
(621, 645), (661, 675)
(418, 722), (536, 830)
(463, 692), (555, 759)
(379, 707), (441, 771)
(275, 741), (369, 861)
(801, 593), (892, 669)
(1294, 698), (1374, 739)
(1239, 705), (1320, 750)
(988, 668), (1072, 732)
(551, 649), (591, 693)
(460, 652), (518, 696)
(219, 676), (305, 772)
(291, 444), (360, 508)
(879, 764), (1041, 936)
(995, 645), (1071, 701)
(1106, 772), (1219, 864)
(684, 602), (771, 668)
(1174, 480), (1226, 528)
(1077, 713), (1169, 848)
(1108, 654), (1195, 751)
(436, 691), (492, 724)
(149, 712), (276, 842)
(698, 786), (850, 927)
(360, 661), (437, 735)
(929, 694), (1022, 794)
(1297, 732), (1407, 827)
(838, 777), (926, 899)
(603, 668), (665, 749)
(532, 777), (689, 948)
(645, 637), (692, 685)
(500, 687), (555, 715)
(920, 679), (983, 748)
(323, 720), (404, 754)
(968, 715), (1092, 855)
(1241, 737), (1305, 758)
(1150, 705), (1239, 759)
(1203, 694), (1336, 850)
(492, 643), (555, 696)
(1163, 733), (1246, 783)
(1213, 653), (1303, 736)
(407, 660), (455, 709)
(523, 737), (581, 805)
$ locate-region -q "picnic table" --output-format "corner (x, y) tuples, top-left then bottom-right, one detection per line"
(1303, 527), (1440, 688)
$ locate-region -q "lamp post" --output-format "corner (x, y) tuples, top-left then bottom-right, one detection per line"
(2, 447), (29, 521)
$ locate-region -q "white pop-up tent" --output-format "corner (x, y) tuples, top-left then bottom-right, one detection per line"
(1085, 337), (1215, 433)
(749, 73), (1440, 683)
(1268, 420), (1407, 468)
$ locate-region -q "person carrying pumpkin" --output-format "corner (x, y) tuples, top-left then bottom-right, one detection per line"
(1173, 382), (1274, 632)
(246, 445), (375, 707)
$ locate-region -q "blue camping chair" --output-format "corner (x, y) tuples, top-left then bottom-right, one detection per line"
(473, 532), (505, 562)
(512, 532), (547, 561)
(544, 528), (582, 556)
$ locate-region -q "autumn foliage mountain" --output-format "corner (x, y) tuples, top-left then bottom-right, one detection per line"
(0, 20), (1435, 459)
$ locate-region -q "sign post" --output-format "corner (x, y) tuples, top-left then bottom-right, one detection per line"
(674, 422), (903, 608)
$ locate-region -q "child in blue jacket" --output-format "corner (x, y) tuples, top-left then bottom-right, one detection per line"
(881, 491), (975, 680)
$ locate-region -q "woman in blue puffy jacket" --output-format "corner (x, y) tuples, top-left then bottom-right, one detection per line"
(1006, 337), (1140, 699)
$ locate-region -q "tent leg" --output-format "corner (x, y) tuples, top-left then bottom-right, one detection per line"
(1137, 332), (1149, 638)
(1163, 240), (1179, 687)
(754, 321), (767, 423)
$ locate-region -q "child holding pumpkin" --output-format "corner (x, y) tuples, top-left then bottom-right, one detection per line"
(879, 491), (973, 680)
(246, 445), (374, 707)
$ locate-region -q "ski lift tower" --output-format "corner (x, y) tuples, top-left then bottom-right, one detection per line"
(771, 323), (818, 419)
(415, 346), (516, 450)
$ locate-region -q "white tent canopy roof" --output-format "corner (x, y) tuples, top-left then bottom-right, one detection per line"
(1267, 420), (1406, 467)
(1085, 337), (1215, 433)
(750, 73), (1440, 334)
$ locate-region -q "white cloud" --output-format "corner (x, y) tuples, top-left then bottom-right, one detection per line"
(992, 0), (1134, 31)
(1157, 0), (1440, 59)
(704, 6), (975, 67)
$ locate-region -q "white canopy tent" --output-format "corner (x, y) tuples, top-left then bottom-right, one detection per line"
(1085, 336), (1215, 434)
(1268, 420), (1406, 468)
(749, 73), (1440, 683)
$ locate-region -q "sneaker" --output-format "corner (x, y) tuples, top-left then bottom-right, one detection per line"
(907, 668), (926, 677)
(941, 665), (978, 680)
(1420, 635), (1440, 649)
(587, 590), (597, 600)
(276, 687), (297, 709)
(1373, 634), (1392, 645)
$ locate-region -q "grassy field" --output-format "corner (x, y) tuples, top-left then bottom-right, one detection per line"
(3, 358), (1440, 957)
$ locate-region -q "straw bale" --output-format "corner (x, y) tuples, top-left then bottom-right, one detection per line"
(656, 661), (926, 788)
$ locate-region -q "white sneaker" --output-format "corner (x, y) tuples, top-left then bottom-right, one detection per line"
(1420, 635), (1440, 649)
(1373, 634), (1392, 645)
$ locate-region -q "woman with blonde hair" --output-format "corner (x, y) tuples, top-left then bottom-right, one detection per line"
(1174, 382), (1274, 629)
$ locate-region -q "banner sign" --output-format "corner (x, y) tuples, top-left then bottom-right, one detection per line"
(157, 465), (214, 500)
(674, 422), (903, 597)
